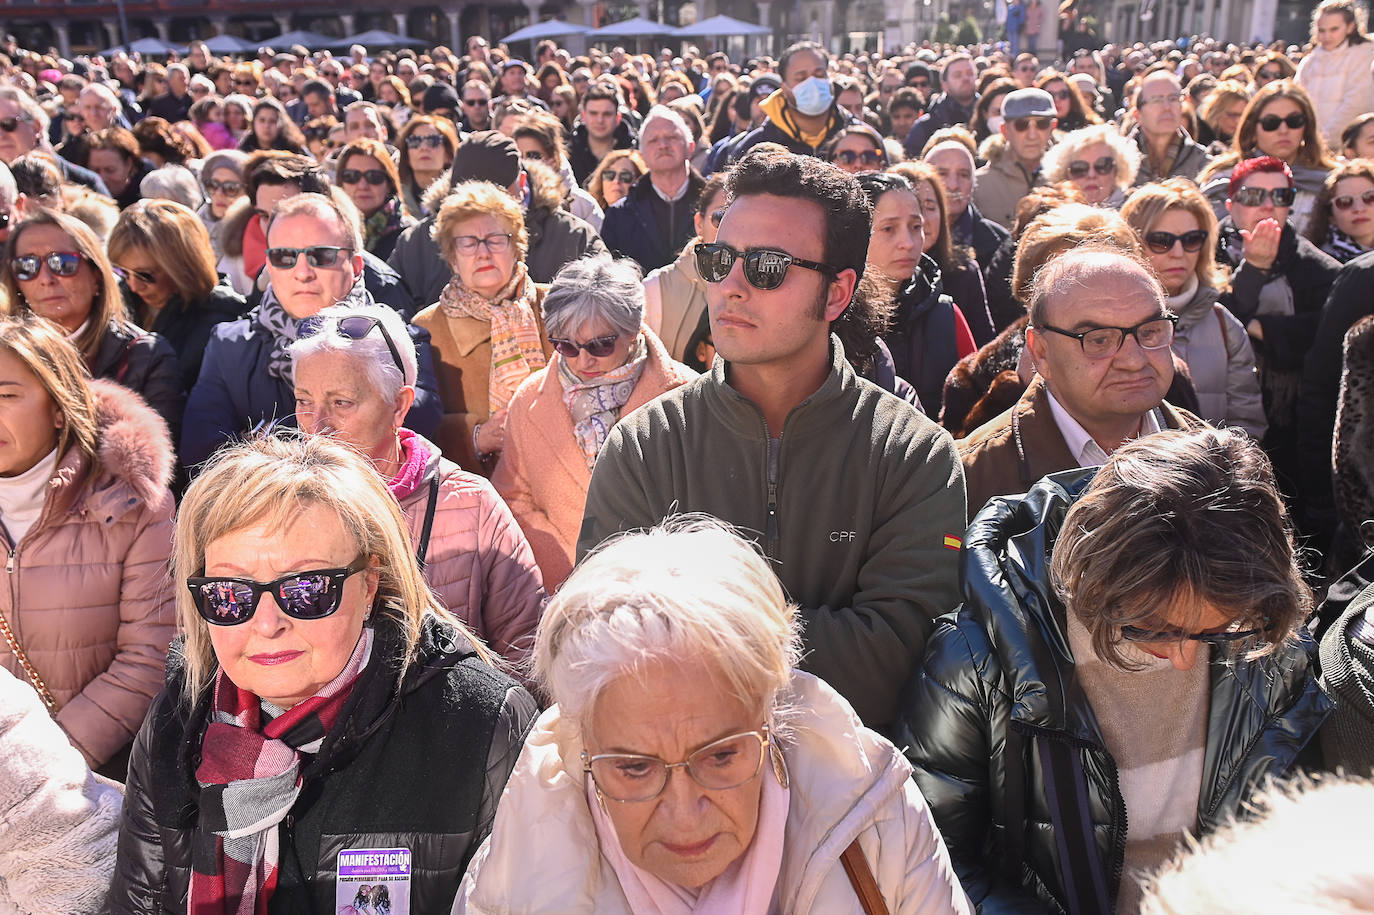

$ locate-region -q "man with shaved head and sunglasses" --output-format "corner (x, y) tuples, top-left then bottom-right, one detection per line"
(579, 147), (966, 738)
(181, 192), (444, 473)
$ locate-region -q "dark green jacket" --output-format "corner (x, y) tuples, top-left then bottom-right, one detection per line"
(578, 337), (967, 732)
(898, 471), (1330, 914)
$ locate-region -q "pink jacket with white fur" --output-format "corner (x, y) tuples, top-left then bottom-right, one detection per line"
(0, 379), (176, 768)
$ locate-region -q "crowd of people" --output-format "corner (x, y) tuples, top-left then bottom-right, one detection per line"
(2, 4), (1374, 912)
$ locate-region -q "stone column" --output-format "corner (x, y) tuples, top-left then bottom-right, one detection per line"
(154, 20), (171, 42)
(882, 0), (902, 53)
(525, 0), (544, 27)
(818, 0), (835, 50)
(54, 21), (71, 58)
(756, 0), (773, 56)
(1034, 0), (1058, 59)
(393, 13), (407, 36)
(102, 19), (121, 49)
(274, 13), (292, 36)
(446, 9), (462, 50)
(339, 13), (356, 36)
(210, 16), (229, 36)
(635, 0), (652, 21)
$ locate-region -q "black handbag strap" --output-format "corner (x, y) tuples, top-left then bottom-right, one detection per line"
(1036, 734), (1112, 915)
(415, 477), (439, 570)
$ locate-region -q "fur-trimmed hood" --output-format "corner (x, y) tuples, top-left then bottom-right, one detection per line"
(75, 378), (175, 508)
(217, 195), (254, 260)
(422, 158), (570, 218)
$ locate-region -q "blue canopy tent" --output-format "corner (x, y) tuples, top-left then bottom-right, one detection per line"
(181, 34), (259, 55)
(501, 19), (591, 43)
(589, 16), (676, 37)
(671, 14), (772, 36)
(330, 29), (429, 50)
(100, 37), (183, 57)
(259, 29), (337, 50)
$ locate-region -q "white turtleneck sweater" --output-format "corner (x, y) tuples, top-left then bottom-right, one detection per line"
(0, 447), (60, 546)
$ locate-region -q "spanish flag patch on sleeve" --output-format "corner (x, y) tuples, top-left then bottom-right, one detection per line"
(943, 534), (962, 551)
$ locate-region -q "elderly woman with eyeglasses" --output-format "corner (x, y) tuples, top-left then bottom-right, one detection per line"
(290, 302), (546, 666)
(456, 518), (972, 914)
(491, 256), (695, 590)
(1041, 123), (1141, 208)
(413, 181), (554, 474)
(0, 209), (184, 437)
(901, 427), (1328, 915)
(109, 434), (537, 914)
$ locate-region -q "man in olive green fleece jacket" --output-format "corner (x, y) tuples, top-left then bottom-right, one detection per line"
(578, 150), (967, 733)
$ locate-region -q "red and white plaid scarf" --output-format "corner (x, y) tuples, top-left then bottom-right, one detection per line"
(189, 628), (374, 915)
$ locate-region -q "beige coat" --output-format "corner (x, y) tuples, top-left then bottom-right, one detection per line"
(0, 380), (176, 767)
(454, 671), (974, 915)
(642, 240), (710, 364)
(973, 135), (1045, 230)
(490, 329), (695, 589)
(412, 285), (553, 474)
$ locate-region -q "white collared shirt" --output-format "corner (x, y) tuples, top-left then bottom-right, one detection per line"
(650, 169), (691, 203)
(1043, 386), (1162, 468)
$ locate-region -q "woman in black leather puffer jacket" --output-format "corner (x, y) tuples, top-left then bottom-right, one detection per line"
(899, 427), (1329, 915)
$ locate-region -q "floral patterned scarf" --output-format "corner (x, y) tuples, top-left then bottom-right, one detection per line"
(438, 263), (546, 411)
(557, 333), (647, 471)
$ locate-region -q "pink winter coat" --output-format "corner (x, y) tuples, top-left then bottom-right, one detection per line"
(491, 329), (696, 590)
(397, 433), (546, 670)
(0, 380), (175, 767)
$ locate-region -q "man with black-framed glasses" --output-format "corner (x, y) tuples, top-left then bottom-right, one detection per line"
(580, 149), (966, 736)
(960, 246), (1207, 516)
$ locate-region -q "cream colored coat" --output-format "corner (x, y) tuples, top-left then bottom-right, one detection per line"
(1296, 38), (1374, 148)
(489, 329), (695, 590)
(454, 671), (974, 915)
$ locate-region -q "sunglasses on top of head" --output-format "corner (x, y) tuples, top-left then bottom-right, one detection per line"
(298, 313), (407, 380)
(187, 558), (368, 625)
(695, 242), (839, 291)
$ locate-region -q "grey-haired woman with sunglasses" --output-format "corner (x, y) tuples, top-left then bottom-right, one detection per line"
(110, 433), (537, 914)
(901, 427), (1327, 915)
(492, 255), (695, 590)
(290, 302), (546, 669)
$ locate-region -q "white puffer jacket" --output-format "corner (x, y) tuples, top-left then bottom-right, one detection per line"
(0, 666), (123, 914)
(1296, 38), (1374, 148)
(455, 671), (973, 915)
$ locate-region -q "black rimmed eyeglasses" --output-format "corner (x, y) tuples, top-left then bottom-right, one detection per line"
(1035, 314), (1178, 359)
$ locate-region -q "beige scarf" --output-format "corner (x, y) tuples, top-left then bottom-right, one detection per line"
(438, 263), (547, 410)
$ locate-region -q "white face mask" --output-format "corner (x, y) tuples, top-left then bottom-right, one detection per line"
(791, 75), (834, 117)
(987, 115), (1005, 134)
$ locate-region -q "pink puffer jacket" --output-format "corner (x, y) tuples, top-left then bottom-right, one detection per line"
(0, 380), (176, 768)
(397, 434), (546, 673)
(491, 328), (697, 590)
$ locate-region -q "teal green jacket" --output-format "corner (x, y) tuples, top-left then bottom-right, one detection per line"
(578, 338), (968, 731)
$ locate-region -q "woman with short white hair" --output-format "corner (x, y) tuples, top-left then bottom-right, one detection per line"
(290, 302), (546, 667)
(456, 517), (973, 915)
(1041, 123), (1142, 207)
